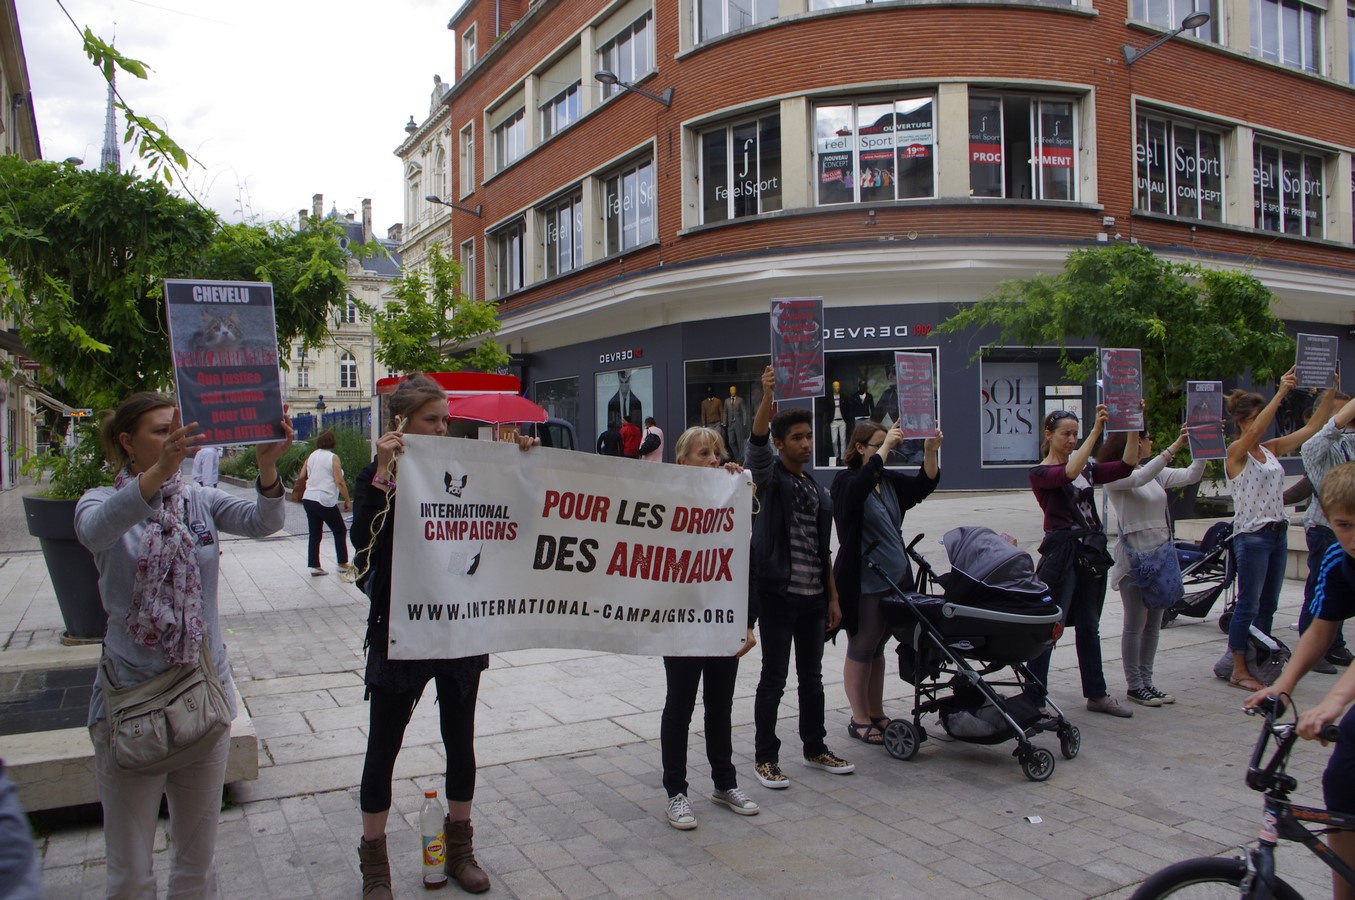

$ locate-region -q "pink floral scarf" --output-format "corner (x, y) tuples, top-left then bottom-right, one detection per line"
(115, 466), (205, 665)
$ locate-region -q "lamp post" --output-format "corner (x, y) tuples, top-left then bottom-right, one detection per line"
(594, 70), (674, 107)
(425, 194), (483, 217)
(1122, 11), (1210, 65)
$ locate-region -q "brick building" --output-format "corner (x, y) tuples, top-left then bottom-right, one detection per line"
(401, 0), (1355, 485)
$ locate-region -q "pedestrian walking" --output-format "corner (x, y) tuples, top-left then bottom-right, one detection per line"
(191, 444), (220, 488)
(299, 430), (352, 576)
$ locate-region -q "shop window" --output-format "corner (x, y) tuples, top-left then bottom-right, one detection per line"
(595, 367), (653, 435)
(700, 113), (782, 223)
(1131, 0), (1217, 42)
(684, 355), (771, 464)
(542, 82), (581, 140)
(493, 109), (525, 171)
(1135, 112), (1225, 221)
(492, 219), (526, 297)
(815, 96), (936, 206)
(535, 376), (580, 439)
(1253, 138), (1325, 237)
(541, 191), (584, 278)
(1251, 0), (1323, 72)
(814, 348), (939, 469)
(969, 95), (1077, 202)
(603, 156), (655, 254)
(698, 0), (778, 41)
(598, 12), (653, 96)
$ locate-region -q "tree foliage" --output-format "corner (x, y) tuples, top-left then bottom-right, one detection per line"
(0, 156), (351, 410)
(937, 243), (1294, 444)
(82, 30), (191, 185)
(369, 243), (509, 375)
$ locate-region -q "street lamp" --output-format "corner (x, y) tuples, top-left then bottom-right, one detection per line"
(594, 70), (674, 107)
(1122, 11), (1211, 65)
(425, 194), (483, 217)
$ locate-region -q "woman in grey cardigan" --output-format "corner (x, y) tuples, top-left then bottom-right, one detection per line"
(76, 393), (290, 899)
(1098, 426), (1204, 707)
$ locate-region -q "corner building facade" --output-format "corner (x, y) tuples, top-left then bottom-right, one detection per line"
(412, 0), (1355, 486)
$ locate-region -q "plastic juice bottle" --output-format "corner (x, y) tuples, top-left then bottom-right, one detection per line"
(420, 789), (448, 889)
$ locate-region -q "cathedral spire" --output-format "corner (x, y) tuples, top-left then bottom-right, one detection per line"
(100, 72), (120, 173)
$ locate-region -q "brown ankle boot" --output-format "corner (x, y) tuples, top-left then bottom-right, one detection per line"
(358, 835), (394, 900)
(444, 817), (490, 893)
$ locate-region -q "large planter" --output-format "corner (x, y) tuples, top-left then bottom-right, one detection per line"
(22, 495), (106, 643)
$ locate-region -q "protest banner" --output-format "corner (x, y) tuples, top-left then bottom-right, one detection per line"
(1295, 333), (1339, 390)
(164, 279), (285, 446)
(770, 297), (825, 401)
(1185, 380), (1226, 460)
(389, 438), (752, 659)
(1100, 348), (1144, 432)
(894, 352), (938, 438)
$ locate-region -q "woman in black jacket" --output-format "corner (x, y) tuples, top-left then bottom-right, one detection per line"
(831, 422), (941, 744)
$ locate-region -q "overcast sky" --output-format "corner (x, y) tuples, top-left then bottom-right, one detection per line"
(15, 0), (467, 232)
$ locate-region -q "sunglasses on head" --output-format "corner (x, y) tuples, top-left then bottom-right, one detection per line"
(1044, 410), (1078, 428)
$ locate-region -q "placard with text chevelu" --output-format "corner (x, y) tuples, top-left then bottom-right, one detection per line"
(164, 279), (285, 446)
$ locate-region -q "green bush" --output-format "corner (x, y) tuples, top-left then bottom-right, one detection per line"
(332, 427), (374, 493)
(218, 440), (311, 486)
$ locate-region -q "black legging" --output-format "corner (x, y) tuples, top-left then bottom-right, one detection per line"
(359, 677), (479, 812)
(302, 499), (349, 568)
(661, 656), (739, 797)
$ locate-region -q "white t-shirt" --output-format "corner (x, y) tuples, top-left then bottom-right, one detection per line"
(301, 448), (342, 507)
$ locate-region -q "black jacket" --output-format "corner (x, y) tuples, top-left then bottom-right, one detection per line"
(830, 454), (939, 636)
(746, 433), (833, 618)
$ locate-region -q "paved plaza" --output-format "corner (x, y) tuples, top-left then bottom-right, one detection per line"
(0, 477), (1344, 899)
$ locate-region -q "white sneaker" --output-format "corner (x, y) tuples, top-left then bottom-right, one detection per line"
(309, 567), (327, 576)
(710, 787), (759, 816)
(665, 793), (696, 830)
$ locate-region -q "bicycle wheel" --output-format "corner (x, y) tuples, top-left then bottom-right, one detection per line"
(1129, 856), (1303, 899)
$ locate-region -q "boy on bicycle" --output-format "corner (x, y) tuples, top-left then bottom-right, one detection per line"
(1248, 459), (1355, 900)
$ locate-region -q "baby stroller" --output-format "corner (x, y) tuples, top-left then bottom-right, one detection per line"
(870, 526), (1080, 782)
(1163, 521), (1237, 629)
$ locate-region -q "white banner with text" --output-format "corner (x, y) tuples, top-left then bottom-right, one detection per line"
(389, 437), (752, 659)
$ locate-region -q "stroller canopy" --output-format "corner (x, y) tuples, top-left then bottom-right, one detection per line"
(940, 526), (1053, 611)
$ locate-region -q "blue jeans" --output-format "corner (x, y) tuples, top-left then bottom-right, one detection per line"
(1299, 525), (1347, 651)
(1025, 563), (1108, 701)
(1230, 525), (1288, 652)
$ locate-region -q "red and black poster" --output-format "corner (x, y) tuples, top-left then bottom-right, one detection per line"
(770, 297), (825, 401)
(894, 352), (937, 438)
(1185, 381), (1225, 460)
(1100, 348), (1144, 433)
(164, 278), (285, 446)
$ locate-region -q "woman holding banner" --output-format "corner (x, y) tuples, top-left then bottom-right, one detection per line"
(830, 421), (940, 745)
(1026, 406), (1137, 718)
(659, 425), (760, 830)
(1098, 425), (1203, 706)
(1222, 368), (1333, 692)
(352, 376), (524, 897)
(76, 393), (290, 898)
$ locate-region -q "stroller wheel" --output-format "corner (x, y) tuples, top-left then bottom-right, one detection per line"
(1020, 747), (1056, 782)
(1058, 725), (1081, 760)
(1161, 609), (1179, 628)
(883, 720), (921, 761)
(1218, 610), (1233, 633)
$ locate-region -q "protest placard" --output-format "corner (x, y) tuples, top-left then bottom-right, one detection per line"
(1295, 333), (1339, 390)
(164, 279), (285, 446)
(1185, 380), (1226, 460)
(894, 352), (938, 438)
(770, 297), (825, 401)
(389, 438), (752, 659)
(1100, 348), (1144, 432)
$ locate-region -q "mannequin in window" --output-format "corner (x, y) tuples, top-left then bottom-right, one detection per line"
(830, 380), (847, 461)
(607, 369), (643, 432)
(723, 385), (749, 463)
(700, 385), (725, 433)
(873, 369), (899, 429)
(843, 377), (875, 432)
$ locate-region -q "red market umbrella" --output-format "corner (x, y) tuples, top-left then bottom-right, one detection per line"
(447, 393), (548, 425)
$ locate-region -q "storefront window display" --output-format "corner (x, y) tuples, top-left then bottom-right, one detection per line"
(815, 348), (938, 469)
(685, 355), (770, 463)
(595, 366), (654, 439)
(535, 376), (580, 438)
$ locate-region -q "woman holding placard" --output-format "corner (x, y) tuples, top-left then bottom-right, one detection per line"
(1098, 425), (1204, 706)
(1223, 368), (1333, 691)
(658, 426), (760, 831)
(76, 393), (290, 898)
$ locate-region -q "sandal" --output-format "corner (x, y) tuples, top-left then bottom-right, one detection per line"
(1228, 675), (1265, 692)
(871, 716), (892, 731)
(847, 721), (885, 745)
